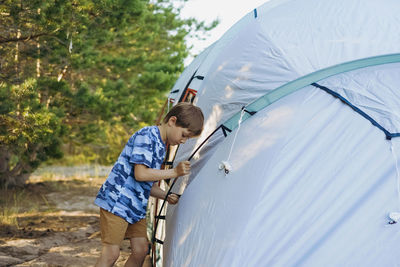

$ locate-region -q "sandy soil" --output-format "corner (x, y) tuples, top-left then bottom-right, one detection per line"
(0, 173), (149, 267)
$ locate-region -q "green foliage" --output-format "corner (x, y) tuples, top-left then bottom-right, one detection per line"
(0, 80), (65, 186)
(0, 0), (216, 186)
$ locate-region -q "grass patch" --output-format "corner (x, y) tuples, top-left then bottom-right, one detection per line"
(0, 183), (55, 227)
(0, 177), (104, 229)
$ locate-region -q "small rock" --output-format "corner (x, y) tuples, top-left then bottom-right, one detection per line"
(0, 255), (23, 265)
(4, 239), (40, 256)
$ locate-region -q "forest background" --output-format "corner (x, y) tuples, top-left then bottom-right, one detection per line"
(0, 0), (217, 188)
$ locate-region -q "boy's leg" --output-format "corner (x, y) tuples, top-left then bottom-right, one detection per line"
(124, 237), (149, 267)
(123, 218), (149, 267)
(96, 208), (129, 267)
(95, 244), (120, 267)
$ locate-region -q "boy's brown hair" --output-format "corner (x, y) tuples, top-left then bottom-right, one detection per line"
(163, 102), (204, 136)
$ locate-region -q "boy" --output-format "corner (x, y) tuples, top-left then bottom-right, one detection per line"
(94, 102), (204, 267)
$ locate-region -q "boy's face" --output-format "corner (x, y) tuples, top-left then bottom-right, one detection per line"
(167, 117), (195, 146)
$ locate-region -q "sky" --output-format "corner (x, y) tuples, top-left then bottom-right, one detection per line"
(178, 0), (268, 64)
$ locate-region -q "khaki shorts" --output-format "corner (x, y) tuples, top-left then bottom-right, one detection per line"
(99, 208), (148, 245)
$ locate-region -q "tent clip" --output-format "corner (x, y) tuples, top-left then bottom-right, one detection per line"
(220, 124), (232, 137)
(388, 212), (400, 225)
(219, 160), (232, 174)
(152, 237), (164, 245)
(243, 108), (257, 116)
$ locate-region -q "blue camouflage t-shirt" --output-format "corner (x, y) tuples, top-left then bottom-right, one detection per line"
(94, 126), (166, 224)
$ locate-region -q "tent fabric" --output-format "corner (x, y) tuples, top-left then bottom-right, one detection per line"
(164, 87), (400, 266)
(223, 55), (400, 138)
(167, 45), (214, 105)
(316, 62), (400, 137)
(157, 0), (400, 266)
(170, 0), (400, 192)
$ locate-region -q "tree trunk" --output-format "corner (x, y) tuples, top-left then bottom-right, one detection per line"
(0, 146), (32, 188)
(36, 8), (41, 78)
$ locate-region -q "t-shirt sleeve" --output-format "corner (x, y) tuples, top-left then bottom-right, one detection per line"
(129, 133), (154, 168)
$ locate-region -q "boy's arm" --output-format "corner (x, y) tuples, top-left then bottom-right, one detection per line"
(150, 183), (166, 199)
(134, 161), (190, 182)
(150, 184), (180, 204)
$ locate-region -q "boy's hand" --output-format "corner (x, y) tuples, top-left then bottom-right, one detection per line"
(167, 193), (180, 205)
(174, 161), (191, 177)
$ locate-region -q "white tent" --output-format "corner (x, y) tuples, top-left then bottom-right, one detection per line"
(156, 0), (400, 266)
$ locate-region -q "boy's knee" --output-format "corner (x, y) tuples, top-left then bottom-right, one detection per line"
(131, 239), (149, 258)
(103, 244), (121, 263)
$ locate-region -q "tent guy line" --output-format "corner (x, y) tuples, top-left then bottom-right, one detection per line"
(390, 143), (400, 224)
(152, 106), (255, 245)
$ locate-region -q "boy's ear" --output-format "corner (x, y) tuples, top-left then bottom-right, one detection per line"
(168, 116), (177, 126)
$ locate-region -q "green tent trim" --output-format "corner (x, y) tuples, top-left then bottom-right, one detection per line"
(222, 53), (400, 133)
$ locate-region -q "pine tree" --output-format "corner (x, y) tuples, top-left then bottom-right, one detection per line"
(0, 0), (216, 187)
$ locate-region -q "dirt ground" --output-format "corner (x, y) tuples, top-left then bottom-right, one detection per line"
(0, 171), (152, 267)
